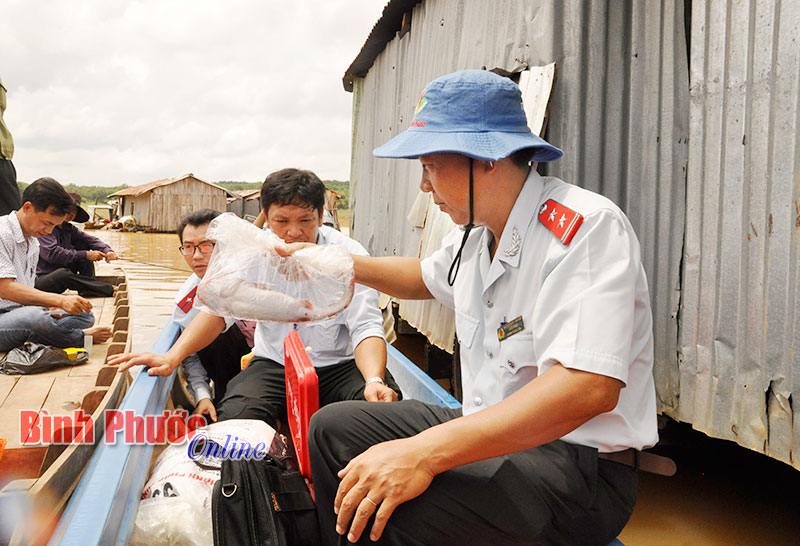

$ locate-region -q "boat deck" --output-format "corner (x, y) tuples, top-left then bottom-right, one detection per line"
(0, 265), (131, 545)
(0, 291), (123, 448)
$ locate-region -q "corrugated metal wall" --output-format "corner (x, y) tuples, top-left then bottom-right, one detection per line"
(227, 197), (244, 217)
(244, 198), (261, 219)
(542, 1), (689, 420)
(350, 0), (800, 468)
(678, 0), (800, 467)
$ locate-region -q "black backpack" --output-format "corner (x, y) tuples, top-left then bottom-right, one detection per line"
(211, 453), (320, 546)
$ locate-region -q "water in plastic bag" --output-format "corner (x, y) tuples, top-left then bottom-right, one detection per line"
(197, 213), (354, 322)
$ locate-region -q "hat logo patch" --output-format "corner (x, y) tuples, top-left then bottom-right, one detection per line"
(411, 92), (428, 127)
(414, 92), (428, 116)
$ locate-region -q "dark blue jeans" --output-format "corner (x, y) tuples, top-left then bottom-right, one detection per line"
(0, 306), (94, 352)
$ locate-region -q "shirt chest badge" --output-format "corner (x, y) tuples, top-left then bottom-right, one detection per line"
(177, 286), (197, 313)
(497, 315), (525, 341)
(537, 199), (584, 245)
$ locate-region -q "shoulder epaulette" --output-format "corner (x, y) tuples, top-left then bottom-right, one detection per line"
(537, 199), (584, 245)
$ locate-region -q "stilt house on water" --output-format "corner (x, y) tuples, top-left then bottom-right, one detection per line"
(345, 0), (800, 470)
(108, 174), (234, 232)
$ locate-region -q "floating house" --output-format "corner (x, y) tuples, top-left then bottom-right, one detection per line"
(108, 174), (234, 232)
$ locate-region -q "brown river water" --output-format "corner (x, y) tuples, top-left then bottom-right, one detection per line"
(93, 230), (800, 545)
(94, 230), (191, 351)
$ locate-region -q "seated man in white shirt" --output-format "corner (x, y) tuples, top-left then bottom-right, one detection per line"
(172, 209), (253, 422)
(0, 177), (112, 352)
(112, 168), (400, 430)
(300, 71), (660, 546)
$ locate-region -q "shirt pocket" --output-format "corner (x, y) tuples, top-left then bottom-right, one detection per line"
(498, 333), (538, 395)
(309, 319), (345, 353)
(455, 310), (480, 349)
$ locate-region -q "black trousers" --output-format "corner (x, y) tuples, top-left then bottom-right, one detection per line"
(196, 324), (251, 406)
(35, 263), (114, 298)
(215, 356), (402, 431)
(308, 400), (638, 546)
(0, 159), (20, 216)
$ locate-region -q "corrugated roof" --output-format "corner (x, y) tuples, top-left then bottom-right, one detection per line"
(342, 0), (421, 92)
(234, 189), (261, 201)
(108, 173), (235, 198)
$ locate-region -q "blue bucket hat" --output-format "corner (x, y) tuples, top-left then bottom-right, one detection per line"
(373, 69), (562, 162)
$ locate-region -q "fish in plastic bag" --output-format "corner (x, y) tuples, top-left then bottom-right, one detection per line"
(197, 213), (354, 322)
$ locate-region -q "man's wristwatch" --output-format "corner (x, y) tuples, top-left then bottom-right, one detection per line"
(364, 376), (386, 386)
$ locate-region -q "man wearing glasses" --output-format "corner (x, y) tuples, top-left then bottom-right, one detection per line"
(171, 209), (253, 422)
(112, 170), (401, 432)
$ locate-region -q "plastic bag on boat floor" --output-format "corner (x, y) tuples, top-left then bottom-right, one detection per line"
(130, 419), (288, 546)
(0, 342), (87, 375)
(197, 213), (354, 322)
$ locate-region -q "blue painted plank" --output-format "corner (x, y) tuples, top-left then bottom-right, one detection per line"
(386, 343), (461, 409)
(50, 320), (181, 546)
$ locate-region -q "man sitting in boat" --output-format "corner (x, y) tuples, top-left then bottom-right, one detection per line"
(35, 192), (118, 298)
(299, 70), (658, 545)
(172, 208), (254, 422)
(0, 177), (112, 352)
(112, 168), (401, 431)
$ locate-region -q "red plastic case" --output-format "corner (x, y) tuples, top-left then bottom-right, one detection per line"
(283, 330), (319, 481)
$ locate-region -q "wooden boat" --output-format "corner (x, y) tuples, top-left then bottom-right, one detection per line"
(48, 321), (458, 544)
(82, 205), (114, 230)
(0, 268), (131, 545)
(48, 321), (626, 546)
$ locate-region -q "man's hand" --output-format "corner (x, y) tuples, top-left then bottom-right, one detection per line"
(274, 242), (315, 257)
(193, 398), (217, 422)
(104, 251), (118, 262)
(108, 352), (181, 376)
(86, 250), (106, 261)
(364, 382), (399, 402)
(59, 294), (92, 314)
(334, 436), (435, 542)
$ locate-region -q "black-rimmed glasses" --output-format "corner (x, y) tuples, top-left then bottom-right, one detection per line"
(179, 240), (215, 255)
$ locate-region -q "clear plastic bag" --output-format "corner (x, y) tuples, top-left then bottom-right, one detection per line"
(197, 213), (354, 322)
(130, 419), (288, 546)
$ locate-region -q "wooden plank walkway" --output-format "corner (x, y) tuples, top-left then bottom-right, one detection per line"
(0, 266), (127, 464)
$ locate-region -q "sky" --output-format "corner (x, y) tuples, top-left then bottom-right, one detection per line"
(0, 0), (387, 186)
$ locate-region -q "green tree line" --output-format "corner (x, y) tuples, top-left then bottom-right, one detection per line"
(16, 182), (131, 204)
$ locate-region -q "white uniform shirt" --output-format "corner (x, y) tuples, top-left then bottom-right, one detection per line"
(252, 225), (385, 367)
(420, 170), (658, 453)
(0, 212), (39, 311)
(172, 274), (236, 402)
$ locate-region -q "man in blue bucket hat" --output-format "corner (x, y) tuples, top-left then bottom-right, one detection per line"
(306, 70), (661, 545)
